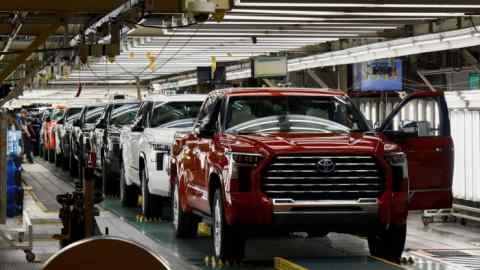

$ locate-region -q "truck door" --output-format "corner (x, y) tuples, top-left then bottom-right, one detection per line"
(380, 91), (454, 210)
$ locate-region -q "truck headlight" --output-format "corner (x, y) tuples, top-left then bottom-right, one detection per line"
(226, 152), (263, 192)
(151, 143), (171, 152)
(385, 152), (408, 192)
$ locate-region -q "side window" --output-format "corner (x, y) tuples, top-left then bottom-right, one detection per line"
(385, 97), (444, 137)
(196, 97), (214, 125)
(195, 96), (222, 131)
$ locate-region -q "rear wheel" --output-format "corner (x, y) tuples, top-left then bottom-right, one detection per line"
(120, 163), (137, 207)
(140, 168), (162, 219)
(172, 180), (199, 238)
(69, 151), (78, 178)
(48, 149), (55, 163)
(42, 146), (48, 160)
(55, 152), (62, 167)
(368, 224), (406, 263)
(212, 190), (246, 261)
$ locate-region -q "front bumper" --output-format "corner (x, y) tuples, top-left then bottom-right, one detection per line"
(271, 199), (379, 230)
(225, 193), (383, 234)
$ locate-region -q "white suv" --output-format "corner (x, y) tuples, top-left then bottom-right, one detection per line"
(120, 94), (207, 219)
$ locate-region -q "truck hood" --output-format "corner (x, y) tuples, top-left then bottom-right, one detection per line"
(144, 127), (192, 145)
(224, 132), (382, 155)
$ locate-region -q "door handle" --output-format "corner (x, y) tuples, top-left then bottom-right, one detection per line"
(435, 147), (444, 152)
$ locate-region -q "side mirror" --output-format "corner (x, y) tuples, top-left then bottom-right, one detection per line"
(416, 121), (431, 137)
(96, 120), (107, 129)
(73, 119), (82, 127)
(131, 118), (144, 132)
(196, 120), (214, 138)
(399, 120), (431, 137)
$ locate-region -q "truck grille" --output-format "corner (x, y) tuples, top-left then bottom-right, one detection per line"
(261, 155), (385, 201)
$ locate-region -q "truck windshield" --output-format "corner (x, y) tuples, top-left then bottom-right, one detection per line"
(85, 106), (105, 124)
(150, 102), (202, 128)
(65, 108), (82, 120)
(51, 109), (65, 121)
(225, 96), (369, 134)
(110, 103), (141, 126)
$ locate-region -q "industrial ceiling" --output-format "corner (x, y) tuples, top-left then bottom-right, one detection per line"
(1, 0), (480, 86)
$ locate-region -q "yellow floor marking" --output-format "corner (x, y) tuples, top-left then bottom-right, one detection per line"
(368, 256), (406, 269)
(26, 189), (50, 213)
(198, 222), (211, 237)
(274, 257), (309, 270)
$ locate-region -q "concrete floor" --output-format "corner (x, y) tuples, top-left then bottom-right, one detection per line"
(3, 159), (480, 270)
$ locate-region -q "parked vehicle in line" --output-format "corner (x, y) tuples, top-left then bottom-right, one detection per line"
(54, 106), (83, 168)
(69, 105), (106, 179)
(170, 88), (454, 262)
(89, 101), (141, 195)
(120, 95), (206, 219)
(42, 105), (65, 162)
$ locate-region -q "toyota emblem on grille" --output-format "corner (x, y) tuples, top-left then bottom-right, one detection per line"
(317, 158), (335, 173)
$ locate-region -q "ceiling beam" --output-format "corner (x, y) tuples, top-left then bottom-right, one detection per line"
(0, 0), (126, 13)
(0, 22), (62, 84)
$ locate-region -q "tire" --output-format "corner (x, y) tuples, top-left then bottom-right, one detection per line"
(55, 152), (62, 167)
(141, 168), (162, 219)
(172, 179), (199, 238)
(43, 147), (48, 160)
(102, 158), (113, 196)
(120, 163), (137, 207)
(212, 190), (246, 261)
(368, 224), (407, 263)
(69, 151), (78, 178)
(48, 149), (55, 163)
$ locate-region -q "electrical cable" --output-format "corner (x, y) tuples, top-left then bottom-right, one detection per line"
(152, 24), (204, 74)
(123, 19), (200, 29)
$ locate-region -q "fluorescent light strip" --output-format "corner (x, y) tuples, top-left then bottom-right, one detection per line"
(224, 15), (436, 21)
(235, 2), (480, 8)
(163, 31), (357, 37)
(204, 21), (402, 26)
(231, 8), (465, 17)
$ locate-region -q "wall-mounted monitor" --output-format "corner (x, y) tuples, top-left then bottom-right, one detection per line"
(252, 56), (288, 79)
(197, 66), (226, 84)
(353, 58), (403, 92)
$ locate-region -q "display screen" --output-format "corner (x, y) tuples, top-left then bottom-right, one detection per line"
(197, 66), (226, 84)
(354, 59), (403, 92)
(252, 56), (288, 78)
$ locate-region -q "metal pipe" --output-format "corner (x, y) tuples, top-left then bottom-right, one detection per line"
(0, 12), (27, 62)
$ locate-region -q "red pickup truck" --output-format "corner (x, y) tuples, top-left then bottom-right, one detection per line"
(170, 88), (453, 262)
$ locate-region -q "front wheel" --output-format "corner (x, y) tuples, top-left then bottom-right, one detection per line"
(172, 180), (198, 238)
(120, 163), (137, 207)
(213, 190), (246, 261)
(141, 168), (162, 219)
(368, 224), (406, 263)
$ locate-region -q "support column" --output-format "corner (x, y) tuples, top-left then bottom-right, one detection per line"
(0, 110), (6, 224)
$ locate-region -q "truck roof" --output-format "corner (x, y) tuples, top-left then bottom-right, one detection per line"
(215, 88), (347, 97)
(145, 94), (207, 103)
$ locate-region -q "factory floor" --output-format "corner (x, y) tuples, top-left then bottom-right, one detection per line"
(3, 158), (480, 270)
